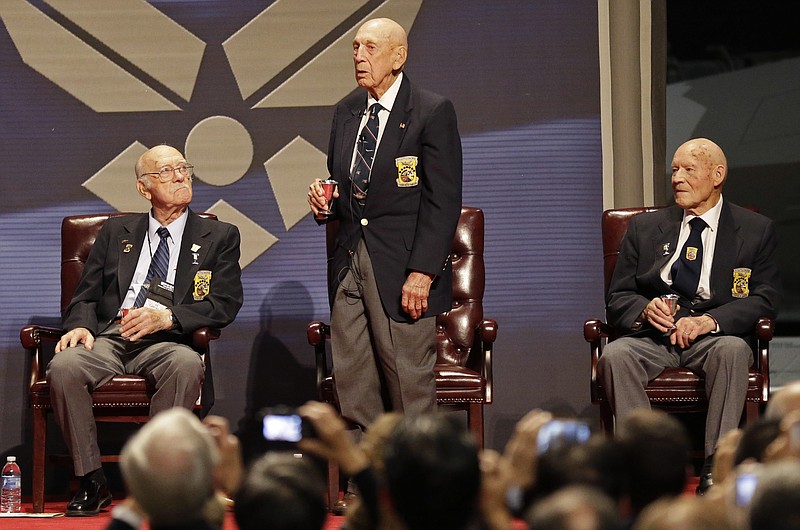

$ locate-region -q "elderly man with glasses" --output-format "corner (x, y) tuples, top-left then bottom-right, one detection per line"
(47, 144), (243, 516)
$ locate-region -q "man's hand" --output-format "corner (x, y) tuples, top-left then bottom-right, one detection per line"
(401, 271), (434, 320)
(503, 409), (553, 491)
(298, 401), (369, 476)
(479, 449), (514, 530)
(55, 327), (94, 353)
(203, 415), (243, 496)
(307, 178), (338, 219)
(119, 307), (173, 341)
(642, 297), (680, 333)
(671, 314), (717, 348)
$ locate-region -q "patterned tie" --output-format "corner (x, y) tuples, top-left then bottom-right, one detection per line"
(133, 226), (170, 308)
(352, 103), (382, 203)
(670, 217), (707, 301)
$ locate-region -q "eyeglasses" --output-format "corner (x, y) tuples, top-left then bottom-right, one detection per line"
(141, 164), (194, 182)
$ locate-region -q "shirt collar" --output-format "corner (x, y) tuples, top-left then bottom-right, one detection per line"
(148, 209), (188, 240)
(366, 72), (403, 113)
(682, 195), (723, 233)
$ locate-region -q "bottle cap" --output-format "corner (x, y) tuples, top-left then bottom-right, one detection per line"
(7, 456), (16, 462)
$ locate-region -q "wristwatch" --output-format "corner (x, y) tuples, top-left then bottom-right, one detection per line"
(168, 309), (178, 330)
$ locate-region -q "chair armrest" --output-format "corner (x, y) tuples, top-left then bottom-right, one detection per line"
(756, 317), (773, 342)
(585, 319), (612, 403)
(583, 319), (612, 343)
(20, 325), (63, 390)
(754, 317), (773, 402)
(477, 319), (497, 404)
(307, 321), (331, 400)
(192, 327), (221, 353)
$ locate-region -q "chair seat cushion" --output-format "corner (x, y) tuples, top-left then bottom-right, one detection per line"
(319, 364), (486, 406)
(595, 367), (765, 404)
(30, 375), (153, 408)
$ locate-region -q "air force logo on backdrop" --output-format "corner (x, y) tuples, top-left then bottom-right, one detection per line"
(0, 0), (424, 269)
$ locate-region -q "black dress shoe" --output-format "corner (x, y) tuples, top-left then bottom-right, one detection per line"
(65, 478), (112, 516)
(696, 472), (714, 496)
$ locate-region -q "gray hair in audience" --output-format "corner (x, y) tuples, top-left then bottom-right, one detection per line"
(120, 407), (218, 525)
(749, 460), (800, 530)
(765, 380), (800, 420)
(525, 485), (621, 530)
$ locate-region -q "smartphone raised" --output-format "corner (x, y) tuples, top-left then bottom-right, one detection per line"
(260, 407), (315, 443)
(536, 419), (591, 454)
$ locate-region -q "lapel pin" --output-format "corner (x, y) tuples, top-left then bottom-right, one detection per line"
(191, 244), (201, 253)
(192, 252), (200, 265)
(662, 243), (671, 256)
(122, 241), (133, 253)
(399, 123), (406, 129)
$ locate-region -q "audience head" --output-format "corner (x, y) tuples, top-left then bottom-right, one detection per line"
(525, 485), (621, 530)
(532, 434), (628, 508)
(632, 497), (732, 530)
(234, 452), (327, 530)
(749, 460), (800, 530)
(615, 409), (690, 515)
(733, 416), (781, 465)
(382, 413), (481, 530)
(120, 407), (218, 526)
(765, 380), (800, 420)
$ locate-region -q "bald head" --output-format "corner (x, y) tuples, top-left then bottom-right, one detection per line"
(676, 138), (727, 178)
(671, 138), (727, 215)
(353, 18), (408, 99)
(135, 144), (184, 179)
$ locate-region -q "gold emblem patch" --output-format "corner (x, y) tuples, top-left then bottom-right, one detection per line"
(395, 156), (419, 187)
(685, 246), (699, 261)
(732, 268), (751, 298)
(193, 270), (212, 301)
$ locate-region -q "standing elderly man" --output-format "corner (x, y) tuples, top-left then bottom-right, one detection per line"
(597, 138), (781, 495)
(47, 144), (243, 516)
(307, 19), (462, 433)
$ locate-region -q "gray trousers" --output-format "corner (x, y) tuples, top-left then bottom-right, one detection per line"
(331, 241), (437, 431)
(597, 334), (752, 457)
(46, 325), (204, 476)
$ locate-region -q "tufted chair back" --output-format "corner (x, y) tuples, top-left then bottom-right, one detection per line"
(436, 207), (485, 366)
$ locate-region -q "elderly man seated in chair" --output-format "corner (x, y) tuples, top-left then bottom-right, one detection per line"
(597, 138), (780, 496)
(47, 144), (243, 516)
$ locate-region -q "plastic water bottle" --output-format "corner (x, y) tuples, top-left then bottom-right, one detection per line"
(1, 456), (22, 513)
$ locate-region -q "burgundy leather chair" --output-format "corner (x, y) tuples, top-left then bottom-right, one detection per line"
(307, 206), (497, 507)
(584, 207), (773, 434)
(20, 212), (220, 513)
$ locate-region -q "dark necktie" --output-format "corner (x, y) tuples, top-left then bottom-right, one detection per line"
(134, 226), (170, 308)
(670, 217), (707, 301)
(352, 103), (382, 203)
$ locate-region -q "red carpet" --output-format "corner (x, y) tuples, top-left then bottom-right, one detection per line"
(0, 500), (346, 530)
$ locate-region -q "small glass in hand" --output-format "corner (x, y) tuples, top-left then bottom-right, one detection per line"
(319, 179), (337, 216)
(660, 293), (680, 335)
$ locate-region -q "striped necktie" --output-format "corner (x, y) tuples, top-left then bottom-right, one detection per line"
(352, 103), (382, 203)
(133, 226), (170, 308)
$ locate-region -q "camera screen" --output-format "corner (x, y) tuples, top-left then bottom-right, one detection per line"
(262, 414), (303, 442)
(537, 420), (591, 454)
(735, 472), (758, 507)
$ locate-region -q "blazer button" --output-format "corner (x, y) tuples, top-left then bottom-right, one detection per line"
(360, 218), (369, 226)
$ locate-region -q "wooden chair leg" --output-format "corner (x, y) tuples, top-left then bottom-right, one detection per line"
(467, 403), (484, 448)
(32, 408), (47, 513)
(327, 459), (340, 511)
(599, 401), (614, 435)
(744, 401), (760, 426)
